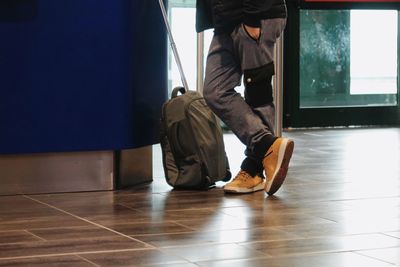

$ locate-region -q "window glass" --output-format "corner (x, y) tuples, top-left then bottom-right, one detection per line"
(300, 10), (398, 108)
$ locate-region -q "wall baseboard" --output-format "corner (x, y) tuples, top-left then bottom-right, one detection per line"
(0, 146), (154, 196)
(117, 146), (153, 189)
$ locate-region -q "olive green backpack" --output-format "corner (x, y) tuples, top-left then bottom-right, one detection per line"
(160, 87), (231, 190)
(157, 0), (230, 189)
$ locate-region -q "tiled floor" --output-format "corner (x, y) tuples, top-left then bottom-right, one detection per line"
(1, 127), (400, 266)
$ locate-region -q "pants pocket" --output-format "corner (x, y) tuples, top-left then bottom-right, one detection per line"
(243, 62), (275, 107)
(260, 18), (287, 44)
(241, 24), (262, 43)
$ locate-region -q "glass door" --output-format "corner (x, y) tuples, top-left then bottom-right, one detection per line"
(284, 1), (400, 127)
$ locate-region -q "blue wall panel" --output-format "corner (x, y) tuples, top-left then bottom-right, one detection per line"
(0, 0), (167, 154)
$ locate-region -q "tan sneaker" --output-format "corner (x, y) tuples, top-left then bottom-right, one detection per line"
(263, 137), (294, 196)
(223, 170), (264, 194)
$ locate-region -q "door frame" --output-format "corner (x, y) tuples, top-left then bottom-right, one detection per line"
(283, 0), (400, 128)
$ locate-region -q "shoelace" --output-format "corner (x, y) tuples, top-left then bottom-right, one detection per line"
(233, 171), (252, 182)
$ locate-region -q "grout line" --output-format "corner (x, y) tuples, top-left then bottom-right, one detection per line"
(303, 133), (324, 137)
(380, 232), (400, 240)
(171, 221), (198, 231)
(116, 203), (143, 211)
(115, 203), (143, 213)
(75, 254), (101, 267)
(23, 230), (46, 242)
(21, 196), (202, 264)
(0, 248), (153, 261)
(23, 225), (96, 232)
(307, 148), (330, 154)
(194, 254), (273, 265)
(23, 195), (156, 249)
(352, 251), (397, 266)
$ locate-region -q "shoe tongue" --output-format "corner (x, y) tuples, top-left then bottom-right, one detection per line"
(239, 171), (251, 179)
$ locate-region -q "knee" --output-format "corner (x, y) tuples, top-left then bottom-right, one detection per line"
(244, 62), (275, 107)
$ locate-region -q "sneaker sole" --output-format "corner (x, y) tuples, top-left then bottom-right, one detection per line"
(264, 139), (294, 196)
(224, 182), (265, 194)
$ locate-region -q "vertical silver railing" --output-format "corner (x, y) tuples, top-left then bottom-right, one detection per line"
(197, 32), (204, 94)
(273, 36), (284, 137)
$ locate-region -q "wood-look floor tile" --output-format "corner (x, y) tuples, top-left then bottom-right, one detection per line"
(355, 247), (400, 265)
(149, 208), (224, 221)
(113, 178), (172, 194)
(0, 255), (94, 267)
(273, 188), (399, 203)
(0, 236), (148, 259)
(161, 243), (268, 262)
(275, 223), (357, 238)
(79, 207), (230, 226)
(218, 201), (349, 217)
(276, 220), (400, 238)
(176, 213), (333, 231)
(0, 196), (89, 231)
(28, 226), (121, 241)
(134, 227), (299, 248)
(0, 214), (90, 231)
(119, 191), (229, 211)
(339, 220), (400, 234)
(81, 212), (155, 226)
(0, 128), (399, 266)
(319, 216), (400, 233)
(109, 222), (192, 236)
(24, 200), (154, 225)
(30, 191), (121, 207)
(0, 196), (47, 213)
(340, 197), (400, 210)
(32, 191), (215, 212)
(0, 231), (42, 244)
(315, 209), (400, 224)
(146, 263), (199, 267)
(240, 233), (400, 257)
(31, 201), (144, 218)
(80, 249), (190, 266)
(196, 252), (394, 267)
(30, 193), (147, 217)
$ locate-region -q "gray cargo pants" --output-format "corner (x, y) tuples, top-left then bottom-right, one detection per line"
(203, 18), (287, 174)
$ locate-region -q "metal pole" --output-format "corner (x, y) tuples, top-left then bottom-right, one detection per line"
(274, 35), (284, 137)
(158, 0), (190, 91)
(197, 32), (205, 94)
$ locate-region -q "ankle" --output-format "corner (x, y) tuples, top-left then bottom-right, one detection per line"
(253, 134), (277, 160)
(241, 157), (263, 177)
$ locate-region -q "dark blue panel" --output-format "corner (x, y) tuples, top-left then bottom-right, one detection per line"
(131, 0), (169, 148)
(0, 0), (167, 154)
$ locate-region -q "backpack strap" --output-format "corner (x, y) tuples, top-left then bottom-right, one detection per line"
(171, 86), (186, 98)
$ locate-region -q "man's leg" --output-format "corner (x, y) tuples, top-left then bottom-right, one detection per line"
(204, 18), (294, 195)
(239, 18), (294, 195)
(203, 33), (269, 193)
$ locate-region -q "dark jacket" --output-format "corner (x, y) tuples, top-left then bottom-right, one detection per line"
(196, 0), (287, 34)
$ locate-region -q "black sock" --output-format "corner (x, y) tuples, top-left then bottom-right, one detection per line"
(240, 157), (263, 177)
(253, 134), (277, 160)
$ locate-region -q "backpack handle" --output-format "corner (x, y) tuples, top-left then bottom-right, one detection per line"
(158, 0), (189, 91)
(171, 86), (186, 98)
